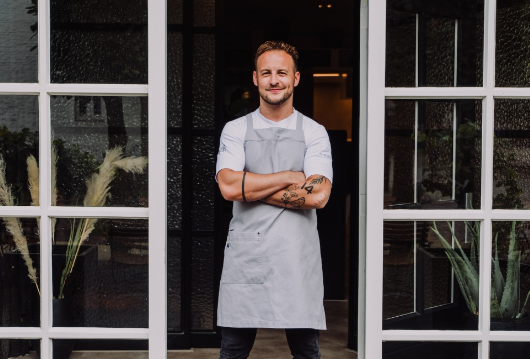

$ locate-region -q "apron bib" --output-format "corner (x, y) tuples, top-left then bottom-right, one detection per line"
(217, 111), (326, 330)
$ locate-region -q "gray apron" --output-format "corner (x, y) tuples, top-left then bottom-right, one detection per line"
(217, 111), (326, 330)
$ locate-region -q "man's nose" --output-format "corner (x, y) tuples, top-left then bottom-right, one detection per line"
(269, 73), (280, 85)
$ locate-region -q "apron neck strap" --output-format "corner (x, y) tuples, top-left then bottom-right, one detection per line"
(245, 113), (254, 138)
(296, 111), (303, 131)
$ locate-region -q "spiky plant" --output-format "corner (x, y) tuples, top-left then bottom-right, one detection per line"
(431, 221), (530, 319)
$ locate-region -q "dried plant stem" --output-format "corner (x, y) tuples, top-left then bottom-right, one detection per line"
(0, 156), (40, 296)
(59, 147), (147, 298)
(27, 155), (40, 233)
(51, 145), (58, 241)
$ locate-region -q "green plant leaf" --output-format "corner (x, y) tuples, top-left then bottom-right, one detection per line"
(516, 290), (530, 319)
(446, 222), (480, 280)
(432, 223), (479, 313)
(492, 233), (505, 302)
(491, 280), (503, 318)
(500, 250), (520, 318)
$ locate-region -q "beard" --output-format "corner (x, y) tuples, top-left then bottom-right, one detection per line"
(259, 87), (293, 106)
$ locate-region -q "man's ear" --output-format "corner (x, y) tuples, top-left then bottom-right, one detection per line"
(253, 71), (258, 86)
(294, 71), (300, 87)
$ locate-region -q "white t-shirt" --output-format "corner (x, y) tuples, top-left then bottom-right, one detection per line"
(216, 108), (333, 183)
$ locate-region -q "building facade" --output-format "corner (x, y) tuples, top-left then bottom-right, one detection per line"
(1, 0), (530, 358)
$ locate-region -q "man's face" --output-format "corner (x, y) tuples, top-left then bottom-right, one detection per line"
(253, 50), (300, 106)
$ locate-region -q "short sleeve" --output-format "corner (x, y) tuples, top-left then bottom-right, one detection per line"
(215, 120), (246, 182)
(303, 124), (333, 183)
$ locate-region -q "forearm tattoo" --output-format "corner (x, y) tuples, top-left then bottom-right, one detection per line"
(281, 191), (298, 206)
(313, 193), (327, 207)
(290, 197), (305, 208)
(309, 176), (326, 185)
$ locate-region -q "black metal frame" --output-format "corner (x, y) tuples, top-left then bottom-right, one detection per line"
(166, 0), (223, 349)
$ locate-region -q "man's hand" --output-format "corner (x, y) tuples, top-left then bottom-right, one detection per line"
(260, 174), (331, 210)
(217, 169), (305, 202)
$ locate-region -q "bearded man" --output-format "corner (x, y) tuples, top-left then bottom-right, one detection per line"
(216, 40), (333, 359)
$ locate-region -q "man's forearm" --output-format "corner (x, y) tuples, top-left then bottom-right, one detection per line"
(218, 169), (304, 202)
(260, 175), (331, 210)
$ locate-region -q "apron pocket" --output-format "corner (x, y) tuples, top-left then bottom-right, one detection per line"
(221, 232), (264, 284)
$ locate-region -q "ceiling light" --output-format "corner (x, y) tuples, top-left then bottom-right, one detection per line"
(327, 4), (332, 8)
(318, 4), (322, 8)
(313, 73), (340, 77)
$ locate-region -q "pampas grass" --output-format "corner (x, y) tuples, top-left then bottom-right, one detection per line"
(27, 155), (40, 235)
(59, 147), (147, 298)
(0, 156), (40, 296)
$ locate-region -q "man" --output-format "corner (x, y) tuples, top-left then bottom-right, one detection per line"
(216, 40), (333, 359)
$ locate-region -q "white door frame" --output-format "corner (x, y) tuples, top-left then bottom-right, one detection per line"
(0, 0), (168, 357)
(361, 0), (530, 358)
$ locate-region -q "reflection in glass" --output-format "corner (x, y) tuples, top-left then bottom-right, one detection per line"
(191, 237), (214, 330)
(50, 0), (147, 84)
(385, 0), (484, 87)
(193, 34), (216, 129)
(493, 99), (530, 209)
(491, 221), (530, 331)
(0, 95), (39, 206)
(168, 0), (184, 25)
(384, 99), (481, 209)
(0, 339), (39, 358)
(383, 341), (478, 359)
(383, 221), (480, 330)
(0, 0), (38, 83)
(52, 218), (148, 328)
(496, 0), (530, 87)
(0, 218), (40, 327)
(51, 96), (148, 207)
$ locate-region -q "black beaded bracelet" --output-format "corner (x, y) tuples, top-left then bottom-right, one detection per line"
(242, 171), (247, 202)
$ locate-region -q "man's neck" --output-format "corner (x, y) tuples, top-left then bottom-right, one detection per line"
(258, 100), (294, 122)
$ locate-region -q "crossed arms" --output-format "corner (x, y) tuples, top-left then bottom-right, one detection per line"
(217, 169), (331, 210)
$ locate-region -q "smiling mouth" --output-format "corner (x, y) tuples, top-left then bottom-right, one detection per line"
(267, 88), (285, 92)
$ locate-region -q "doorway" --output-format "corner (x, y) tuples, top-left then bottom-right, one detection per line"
(220, 0), (360, 353)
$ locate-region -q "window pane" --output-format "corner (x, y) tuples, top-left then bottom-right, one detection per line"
(167, 236), (182, 332)
(52, 218), (148, 328)
(386, 10), (416, 87)
(192, 136), (215, 231)
(496, 0), (530, 87)
(383, 342), (478, 359)
(193, 34), (215, 129)
(0, 0), (38, 83)
(168, 0), (183, 25)
(491, 221), (530, 331)
(385, 0), (484, 87)
(383, 221), (480, 330)
(0, 95), (39, 206)
(168, 32), (183, 128)
(490, 342), (530, 358)
(53, 339), (147, 353)
(193, 0), (215, 27)
(191, 236), (214, 330)
(384, 99), (482, 209)
(51, 95), (148, 207)
(493, 99), (530, 209)
(0, 218), (40, 327)
(0, 339), (39, 358)
(50, 0), (147, 84)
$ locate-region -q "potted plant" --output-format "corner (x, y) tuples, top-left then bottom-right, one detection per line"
(431, 221), (530, 334)
(0, 145), (147, 359)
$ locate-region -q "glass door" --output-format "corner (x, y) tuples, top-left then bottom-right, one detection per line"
(363, 0), (530, 357)
(0, 0), (167, 357)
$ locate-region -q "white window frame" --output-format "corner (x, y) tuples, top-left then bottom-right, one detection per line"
(0, 0), (167, 357)
(361, 0), (530, 358)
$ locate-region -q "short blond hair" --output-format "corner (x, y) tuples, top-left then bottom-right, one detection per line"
(254, 41), (299, 72)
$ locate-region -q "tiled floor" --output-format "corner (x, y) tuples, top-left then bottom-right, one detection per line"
(19, 301), (357, 359)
